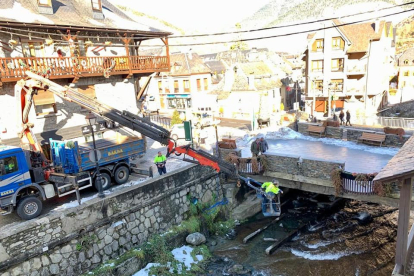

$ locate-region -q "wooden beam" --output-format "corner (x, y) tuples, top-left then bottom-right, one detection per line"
(395, 177), (412, 272)
(164, 37), (170, 72)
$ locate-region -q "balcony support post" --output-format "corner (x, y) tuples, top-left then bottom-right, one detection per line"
(118, 33), (133, 78)
(160, 37), (170, 71)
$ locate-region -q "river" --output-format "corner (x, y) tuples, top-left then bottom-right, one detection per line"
(206, 192), (398, 276)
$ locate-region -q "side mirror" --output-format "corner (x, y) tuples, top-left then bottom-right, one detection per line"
(0, 164), (4, 176)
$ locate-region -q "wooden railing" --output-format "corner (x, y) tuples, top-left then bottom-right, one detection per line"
(0, 55), (170, 81)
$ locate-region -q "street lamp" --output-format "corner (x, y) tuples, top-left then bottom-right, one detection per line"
(85, 112), (105, 199)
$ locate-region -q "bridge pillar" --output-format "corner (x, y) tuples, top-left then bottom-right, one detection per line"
(394, 177), (413, 275)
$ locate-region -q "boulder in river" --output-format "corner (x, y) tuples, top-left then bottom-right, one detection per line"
(354, 211), (372, 225)
(186, 232), (206, 246)
(227, 264), (250, 275)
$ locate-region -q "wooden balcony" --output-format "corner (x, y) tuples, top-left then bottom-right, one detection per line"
(0, 55), (170, 83)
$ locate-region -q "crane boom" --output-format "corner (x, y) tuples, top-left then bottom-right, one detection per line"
(21, 71), (237, 176)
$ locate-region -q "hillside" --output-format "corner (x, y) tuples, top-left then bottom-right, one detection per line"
(395, 14), (414, 54)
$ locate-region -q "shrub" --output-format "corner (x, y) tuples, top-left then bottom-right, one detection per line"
(171, 110), (183, 126)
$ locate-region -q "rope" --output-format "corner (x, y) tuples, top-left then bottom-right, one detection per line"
(203, 174), (228, 215)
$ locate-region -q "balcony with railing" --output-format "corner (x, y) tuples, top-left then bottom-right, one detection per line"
(346, 63), (367, 75)
(0, 55), (170, 82)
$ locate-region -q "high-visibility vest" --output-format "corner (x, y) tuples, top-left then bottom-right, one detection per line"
(265, 184), (280, 194)
(261, 182), (272, 189)
(154, 155), (166, 164)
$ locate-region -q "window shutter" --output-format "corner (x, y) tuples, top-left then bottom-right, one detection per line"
(312, 41), (317, 52)
(340, 39), (345, 49)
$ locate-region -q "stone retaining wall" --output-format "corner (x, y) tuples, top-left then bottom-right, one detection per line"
(0, 165), (220, 276)
(296, 122), (409, 147)
(265, 153), (344, 180)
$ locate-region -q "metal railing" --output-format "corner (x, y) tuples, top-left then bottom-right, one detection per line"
(149, 115), (171, 129)
(377, 117), (414, 129)
(342, 178), (375, 195)
(236, 158), (264, 174)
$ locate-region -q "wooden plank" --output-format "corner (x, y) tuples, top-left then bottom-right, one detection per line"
(243, 215), (285, 244)
(395, 177), (413, 269)
(265, 223), (308, 255)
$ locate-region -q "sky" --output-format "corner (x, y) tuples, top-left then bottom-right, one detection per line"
(119, 0), (270, 32)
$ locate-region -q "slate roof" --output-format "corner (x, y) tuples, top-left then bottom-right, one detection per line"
(239, 61), (273, 76)
(333, 19), (387, 53)
(205, 60), (227, 74)
(168, 53), (211, 75)
(398, 48), (414, 67)
(374, 135), (414, 182)
(0, 0), (171, 37)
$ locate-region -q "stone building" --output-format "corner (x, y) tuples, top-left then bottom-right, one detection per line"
(0, 0), (171, 142)
(303, 19), (395, 118)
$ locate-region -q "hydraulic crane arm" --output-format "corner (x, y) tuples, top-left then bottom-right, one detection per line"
(22, 71), (237, 177)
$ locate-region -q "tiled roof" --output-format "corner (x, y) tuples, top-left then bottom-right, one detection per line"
(205, 60), (227, 74)
(398, 48), (414, 67)
(374, 135), (414, 182)
(0, 0), (171, 36)
(333, 19), (386, 53)
(168, 53), (211, 75)
(239, 61), (273, 76)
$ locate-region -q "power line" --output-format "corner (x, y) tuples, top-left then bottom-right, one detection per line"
(155, 7), (414, 47)
(169, 1), (414, 38)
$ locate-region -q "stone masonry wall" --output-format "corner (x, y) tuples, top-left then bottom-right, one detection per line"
(296, 122), (409, 147)
(0, 165), (220, 276)
(265, 153), (344, 180)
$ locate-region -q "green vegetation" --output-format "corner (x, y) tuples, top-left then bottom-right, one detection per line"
(171, 110), (183, 126)
(76, 234), (98, 251)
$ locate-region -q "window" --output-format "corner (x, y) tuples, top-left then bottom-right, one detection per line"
(313, 80), (323, 91)
(331, 59), (344, 72)
(330, 79), (344, 92)
(183, 80), (190, 92)
(91, 0), (102, 11)
(196, 79), (202, 91)
(404, 71), (409, 77)
(165, 80), (170, 93)
(174, 80), (179, 93)
(204, 78), (209, 90)
(158, 81), (163, 93)
(312, 39), (324, 52)
(311, 60), (324, 72)
(332, 37), (344, 50)
(404, 60), (409, 65)
(33, 90), (57, 116)
(38, 0), (51, 6)
(0, 156), (19, 176)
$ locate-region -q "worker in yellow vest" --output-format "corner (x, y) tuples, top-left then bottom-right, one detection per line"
(154, 151), (167, 175)
(262, 179), (283, 213)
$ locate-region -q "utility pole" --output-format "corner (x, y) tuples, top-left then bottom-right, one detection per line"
(327, 82), (331, 118)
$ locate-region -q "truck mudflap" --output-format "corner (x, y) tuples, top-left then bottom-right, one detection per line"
(11, 183), (46, 206)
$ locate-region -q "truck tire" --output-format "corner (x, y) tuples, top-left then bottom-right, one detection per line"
(114, 166), (129, 185)
(95, 173), (111, 191)
(16, 196), (43, 220)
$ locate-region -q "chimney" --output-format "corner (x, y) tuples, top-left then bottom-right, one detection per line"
(248, 76), (255, 90)
(374, 19), (380, 33)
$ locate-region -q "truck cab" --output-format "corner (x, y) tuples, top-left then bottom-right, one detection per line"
(0, 145), (46, 219)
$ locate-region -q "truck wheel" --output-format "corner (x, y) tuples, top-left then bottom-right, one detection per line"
(114, 166), (129, 185)
(16, 196), (42, 220)
(95, 173), (111, 191)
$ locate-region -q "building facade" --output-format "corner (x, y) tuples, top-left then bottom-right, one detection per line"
(145, 52), (212, 112)
(396, 48), (414, 103)
(0, 0), (170, 141)
(303, 20), (394, 118)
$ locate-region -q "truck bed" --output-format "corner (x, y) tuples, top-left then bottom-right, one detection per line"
(50, 135), (145, 174)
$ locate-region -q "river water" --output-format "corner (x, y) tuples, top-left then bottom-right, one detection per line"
(206, 193), (398, 276)
(238, 127), (398, 173)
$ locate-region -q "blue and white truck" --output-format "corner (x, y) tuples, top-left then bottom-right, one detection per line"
(0, 136), (145, 220)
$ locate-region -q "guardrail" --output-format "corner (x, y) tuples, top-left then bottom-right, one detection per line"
(377, 117), (414, 129)
(236, 158), (264, 175)
(149, 115), (171, 129)
(341, 172), (375, 195)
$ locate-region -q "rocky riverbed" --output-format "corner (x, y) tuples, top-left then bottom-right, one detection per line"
(205, 193), (399, 276)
